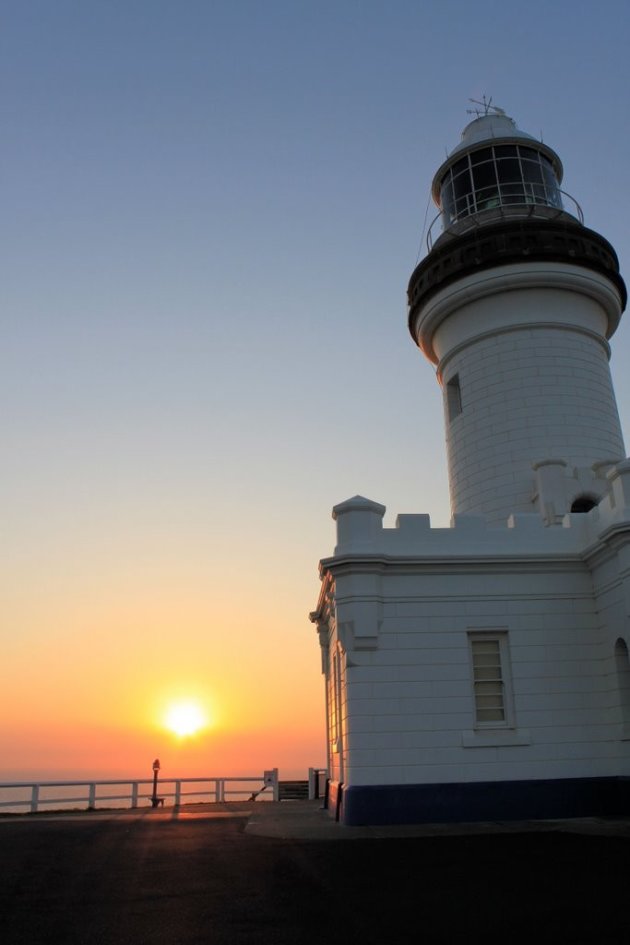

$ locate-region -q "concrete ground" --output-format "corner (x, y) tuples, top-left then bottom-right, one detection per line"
(2, 800), (630, 943)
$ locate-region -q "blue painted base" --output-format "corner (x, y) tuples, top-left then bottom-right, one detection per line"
(329, 777), (630, 826)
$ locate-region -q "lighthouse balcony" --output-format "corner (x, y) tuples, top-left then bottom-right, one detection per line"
(408, 216), (626, 330)
(427, 189), (584, 251)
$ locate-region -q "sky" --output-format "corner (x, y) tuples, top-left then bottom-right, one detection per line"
(3, 0), (630, 783)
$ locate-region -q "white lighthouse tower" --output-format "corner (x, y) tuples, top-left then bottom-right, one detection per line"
(409, 105), (626, 525)
(311, 105), (630, 826)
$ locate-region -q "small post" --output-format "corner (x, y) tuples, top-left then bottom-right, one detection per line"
(88, 783), (96, 810)
(131, 782), (139, 808)
(174, 780), (181, 806)
(214, 779), (221, 803)
(308, 768), (316, 800)
(30, 785), (39, 814)
(270, 768), (280, 803)
(151, 758), (161, 808)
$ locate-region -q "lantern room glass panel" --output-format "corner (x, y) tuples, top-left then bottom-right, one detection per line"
(439, 144), (563, 225)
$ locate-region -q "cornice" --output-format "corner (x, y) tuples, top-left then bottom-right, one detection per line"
(309, 569), (334, 624)
(319, 551), (590, 577)
(580, 520), (630, 569)
(411, 264), (623, 365)
(408, 218), (626, 360)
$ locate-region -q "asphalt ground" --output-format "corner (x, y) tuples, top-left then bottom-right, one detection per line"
(2, 801), (630, 944)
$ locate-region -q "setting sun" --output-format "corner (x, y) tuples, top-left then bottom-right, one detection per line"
(165, 702), (207, 737)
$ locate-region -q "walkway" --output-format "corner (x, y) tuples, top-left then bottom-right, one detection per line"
(2, 801), (630, 943)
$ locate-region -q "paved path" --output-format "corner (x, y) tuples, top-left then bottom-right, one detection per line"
(2, 801), (630, 943)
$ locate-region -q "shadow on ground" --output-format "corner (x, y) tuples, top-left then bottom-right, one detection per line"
(2, 802), (629, 944)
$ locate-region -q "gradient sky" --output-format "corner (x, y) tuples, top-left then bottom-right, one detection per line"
(3, 0), (630, 781)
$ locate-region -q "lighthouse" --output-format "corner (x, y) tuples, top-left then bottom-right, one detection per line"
(408, 105), (626, 525)
(311, 105), (630, 826)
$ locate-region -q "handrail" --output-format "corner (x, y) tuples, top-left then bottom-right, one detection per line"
(426, 188), (584, 251)
(0, 772), (280, 814)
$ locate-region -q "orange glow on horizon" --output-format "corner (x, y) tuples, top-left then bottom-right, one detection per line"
(1, 569), (326, 781)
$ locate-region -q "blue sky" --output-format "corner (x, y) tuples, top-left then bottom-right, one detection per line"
(2, 0), (630, 776)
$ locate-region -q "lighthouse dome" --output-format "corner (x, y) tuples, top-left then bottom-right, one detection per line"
(452, 112), (547, 157)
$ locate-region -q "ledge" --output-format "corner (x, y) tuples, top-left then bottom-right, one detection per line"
(462, 729), (532, 748)
(407, 218), (626, 342)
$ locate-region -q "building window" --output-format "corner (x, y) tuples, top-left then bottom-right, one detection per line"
(469, 632), (512, 727)
(446, 374), (462, 421)
(615, 638), (630, 735)
(331, 647), (343, 752)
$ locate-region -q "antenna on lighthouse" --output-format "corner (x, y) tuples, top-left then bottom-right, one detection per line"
(466, 95), (506, 117)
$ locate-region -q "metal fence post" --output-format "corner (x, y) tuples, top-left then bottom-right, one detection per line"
(30, 785), (39, 813)
(88, 783), (96, 810)
(271, 768), (279, 803)
(175, 780), (181, 806)
(131, 782), (139, 808)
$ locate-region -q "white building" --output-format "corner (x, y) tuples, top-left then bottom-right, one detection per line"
(310, 108), (630, 825)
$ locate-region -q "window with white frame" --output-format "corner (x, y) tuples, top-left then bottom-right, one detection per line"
(469, 632), (513, 727)
(331, 647), (343, 752)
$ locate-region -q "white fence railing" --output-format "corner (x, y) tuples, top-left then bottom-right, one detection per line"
(0, 770), (280, 814)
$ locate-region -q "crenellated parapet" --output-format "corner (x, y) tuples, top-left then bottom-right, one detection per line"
(327, 469), (630, 561)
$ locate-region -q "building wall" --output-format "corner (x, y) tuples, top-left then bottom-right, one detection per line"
(314, 480), (630, 822)
(590, 538), (630, 741)
(339, 564), (628, 790)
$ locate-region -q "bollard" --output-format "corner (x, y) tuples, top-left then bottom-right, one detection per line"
(151, 759), (161, 808)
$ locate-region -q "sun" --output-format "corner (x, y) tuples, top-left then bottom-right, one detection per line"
(165, 701), (207, 737)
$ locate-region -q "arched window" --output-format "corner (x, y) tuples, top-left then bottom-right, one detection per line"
(614, 638), (630, 732)
(570, 495), (598, 514)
